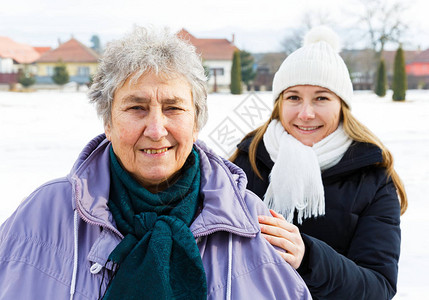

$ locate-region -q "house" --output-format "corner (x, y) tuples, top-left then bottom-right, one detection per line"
(34, 47), (52, 56)
(0, 36), (41, 84)
(341, 49), (419, 90)
(251, 52), (286, 91)
(36, 38), (99, 85)
(250, 48), (423, 92)
(406, 48), (429, 89)
(341, 49), (376, 90)
(383, 50), (419, 76)
(177, 29), (239, 92)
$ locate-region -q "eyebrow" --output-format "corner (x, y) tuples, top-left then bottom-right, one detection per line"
(283, 89), (334, 95)
(162, 97), (185, 105)
(283, 90), (299, 94)
(314, 90), (334, 95)
(122, 95), (185, 104)
(122, 95), (150, 104)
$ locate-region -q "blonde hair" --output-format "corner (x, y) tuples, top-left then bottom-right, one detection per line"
(230, 98), (408, 215)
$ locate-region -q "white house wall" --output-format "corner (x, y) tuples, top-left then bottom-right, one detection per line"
(205, 59), (232, 88)
(0, 58), (14, 73)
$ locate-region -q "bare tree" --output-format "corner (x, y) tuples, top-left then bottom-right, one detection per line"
(281, 10), (335, 55)
(281, 28), (306, 55)
(358, 0), (408, 57)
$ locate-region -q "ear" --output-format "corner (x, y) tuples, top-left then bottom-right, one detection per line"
(192, 127), (199, 143)
(104, 122), (112, 141)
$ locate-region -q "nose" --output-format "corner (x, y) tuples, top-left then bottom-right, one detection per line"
(143, 110), (168, 141)
(298, 103), (315, 120)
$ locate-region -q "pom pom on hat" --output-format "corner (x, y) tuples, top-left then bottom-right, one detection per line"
(303, 25), (341, 53)
(272, 26), (353, 108)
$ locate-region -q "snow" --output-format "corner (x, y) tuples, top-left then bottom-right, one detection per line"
(1, 89), (428, 298)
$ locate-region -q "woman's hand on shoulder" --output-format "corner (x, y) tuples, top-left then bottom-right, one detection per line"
(258, 210), (305, 269)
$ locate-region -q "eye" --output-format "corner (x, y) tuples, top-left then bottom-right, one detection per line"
(285, 95), (299, 101)
(316, 96), (329, 101)
(129, 106), (145, 111)
(165, 106), (184, 112)
(282, 94), (301, 104)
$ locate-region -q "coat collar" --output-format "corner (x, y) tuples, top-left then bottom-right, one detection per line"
(238, 136), (383, 180)
(321, 142), (383, 180)
(237, 136), (274, 170)
(191, 141), (259, 238)
(70, 136), (260, 266)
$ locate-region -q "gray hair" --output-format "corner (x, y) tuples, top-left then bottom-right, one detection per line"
(88, 26), (208, 131)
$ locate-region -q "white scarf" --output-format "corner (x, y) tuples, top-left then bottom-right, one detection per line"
(263, 120), (352, 224)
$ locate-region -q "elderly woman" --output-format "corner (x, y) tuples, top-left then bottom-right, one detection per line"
(0, 27), (310, 299)
(231, 26), (407, 299)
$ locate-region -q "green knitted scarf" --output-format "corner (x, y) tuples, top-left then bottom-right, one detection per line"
(103, 146), (207, 300)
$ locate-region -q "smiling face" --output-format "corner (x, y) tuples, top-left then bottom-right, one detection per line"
(105, 72), (198, 192)
(280, 85), (342, 146)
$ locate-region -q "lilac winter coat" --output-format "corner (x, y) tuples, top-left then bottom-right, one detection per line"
(0, 134), (311, 300)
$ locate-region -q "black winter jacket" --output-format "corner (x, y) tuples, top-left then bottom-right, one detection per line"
(234, 137), (401, 300)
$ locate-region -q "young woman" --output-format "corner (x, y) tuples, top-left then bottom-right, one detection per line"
(231, 26), (407, 299)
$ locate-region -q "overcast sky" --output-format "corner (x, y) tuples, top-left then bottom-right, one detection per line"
(1, 0), (428, 53)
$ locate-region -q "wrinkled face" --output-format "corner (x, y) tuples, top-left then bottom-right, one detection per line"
(280, 85), (342, 146)
(105, 72), (198, 192)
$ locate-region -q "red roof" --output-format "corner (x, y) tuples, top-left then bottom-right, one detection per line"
(382, 50), (419, 65)
(409, 48), (429, 63)
(177, 29), (239, 61)
(37, 38), (99, 63)
(0, 36), (41, 64)
(33, 46), (52, 55)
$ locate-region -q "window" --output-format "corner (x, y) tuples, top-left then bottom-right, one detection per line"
(209, 68), (224, 76)
(46, 66), (54, 76)
(257, 67), (269, 74)
(77, 66), (90, 77)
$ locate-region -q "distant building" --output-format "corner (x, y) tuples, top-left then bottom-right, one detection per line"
(383, 49), (419, 79)
(341, 49), (376, 90)
(0, 36), (41, 84)
(406, 48), (429, 89)
(250, 48), (426, 92)
(36, 38), (99, 85)
(251, 52), (286, 91)
(33, 47), (52, 56)
(177, 29), (238, 92)
(341, 49), (419, 90)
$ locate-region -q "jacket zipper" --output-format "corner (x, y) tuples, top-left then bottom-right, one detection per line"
(193, 227), (257, 239)
(73, 183), (123, 239)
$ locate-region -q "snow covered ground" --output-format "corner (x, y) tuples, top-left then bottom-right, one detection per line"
(1, 89), (428, 298)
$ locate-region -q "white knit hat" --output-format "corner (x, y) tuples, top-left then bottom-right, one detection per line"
(272, 26), (353, 108)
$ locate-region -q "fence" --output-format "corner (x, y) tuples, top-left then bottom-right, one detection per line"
(0, 73), (18, 84)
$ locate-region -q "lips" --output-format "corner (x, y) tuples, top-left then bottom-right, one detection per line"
(295, 125), (322, 131)
(142, 147), (170, 154)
